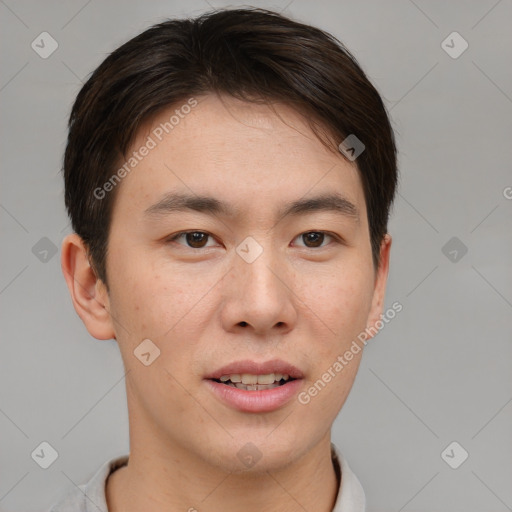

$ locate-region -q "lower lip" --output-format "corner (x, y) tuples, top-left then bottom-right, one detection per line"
(205, 379), (302, 413)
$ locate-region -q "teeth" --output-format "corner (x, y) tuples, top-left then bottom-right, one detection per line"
(257, 374), (275, 385)
(241, 373), (258, 385)
(233, 382), (281, 390)
(218, 373), (291, 385)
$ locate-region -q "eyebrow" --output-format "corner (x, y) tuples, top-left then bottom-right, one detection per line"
(144, 192), (360, 223)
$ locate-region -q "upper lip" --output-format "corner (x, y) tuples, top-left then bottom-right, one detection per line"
(205, 359), (304, 380)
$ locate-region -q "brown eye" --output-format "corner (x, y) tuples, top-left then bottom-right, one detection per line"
(169, 231), (215, 249)
(302, 231), (326, 248)
(186, 232), (209, 248)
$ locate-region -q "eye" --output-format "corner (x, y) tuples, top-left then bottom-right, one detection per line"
(293, 231), (336, 248)
(167, 231), (218, 249)
(167, 230), (339, 250)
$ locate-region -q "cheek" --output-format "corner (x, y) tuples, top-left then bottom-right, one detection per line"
(109, 255), (200, 337)
(125, 353), (208, 445)
(297, 265), (371, 415)
(300, 264), (374, 343)
(108, 254), (224, 384)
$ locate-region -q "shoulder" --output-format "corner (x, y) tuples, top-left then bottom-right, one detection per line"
(47, 455), (129, 512)
(47, 484), (88, 512)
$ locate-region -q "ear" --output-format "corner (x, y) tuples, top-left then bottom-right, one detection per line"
(365, 233), (392, 340)
(61, 234), (115, 340)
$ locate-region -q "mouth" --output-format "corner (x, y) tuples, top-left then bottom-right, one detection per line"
(204, 360), (304, 413)
(212, 372), (297, 391)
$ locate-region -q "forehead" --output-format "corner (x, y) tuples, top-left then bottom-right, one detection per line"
(113, 94), (366, 221)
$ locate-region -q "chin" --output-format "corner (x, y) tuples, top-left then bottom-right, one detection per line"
(198, 431), (310, 474)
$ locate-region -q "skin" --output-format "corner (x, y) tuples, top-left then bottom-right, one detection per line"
(61, 93), (391, 512)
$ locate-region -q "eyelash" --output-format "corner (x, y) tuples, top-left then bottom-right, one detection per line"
(166, 230), (340, 249)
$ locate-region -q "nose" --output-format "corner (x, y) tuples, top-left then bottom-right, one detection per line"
(220, 245), (298, 336)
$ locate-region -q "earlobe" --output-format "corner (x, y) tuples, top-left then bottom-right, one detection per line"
(61, 234), (115, 340)
(366, 234), (392, 340)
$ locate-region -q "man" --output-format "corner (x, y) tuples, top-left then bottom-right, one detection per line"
(51, 7), (397, 511)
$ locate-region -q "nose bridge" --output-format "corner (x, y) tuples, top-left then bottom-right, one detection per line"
(236, 237), (285, 299)
(221, 235), (297, 332)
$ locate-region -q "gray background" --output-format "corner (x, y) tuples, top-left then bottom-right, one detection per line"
(1, 0), (511, 511)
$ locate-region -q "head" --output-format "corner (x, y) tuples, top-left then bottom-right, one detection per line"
(62, 8), (397, 472)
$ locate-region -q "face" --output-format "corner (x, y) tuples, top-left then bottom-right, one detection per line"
(87, 94), (390, 472)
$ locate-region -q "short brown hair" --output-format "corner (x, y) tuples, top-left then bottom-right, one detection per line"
(64, 7), (398, 284)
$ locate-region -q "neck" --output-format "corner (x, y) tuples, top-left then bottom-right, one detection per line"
(107, 421), (339, 512)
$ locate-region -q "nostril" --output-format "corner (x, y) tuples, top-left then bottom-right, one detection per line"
(239, 321), (248, 326)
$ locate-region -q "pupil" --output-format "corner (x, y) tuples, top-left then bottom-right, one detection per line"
(187, 232), (206, 248)
(304, 232), (323, 247)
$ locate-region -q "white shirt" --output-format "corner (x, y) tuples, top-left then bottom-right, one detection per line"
(48, 443), (365, 511)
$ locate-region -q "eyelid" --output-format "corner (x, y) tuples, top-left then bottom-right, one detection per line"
(166, 230), (220, 248)
(166, 230), (343, 249)
(292, 231), (340, 248)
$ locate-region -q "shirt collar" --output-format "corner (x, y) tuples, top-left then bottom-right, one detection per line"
(331, 443), (366, 511)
